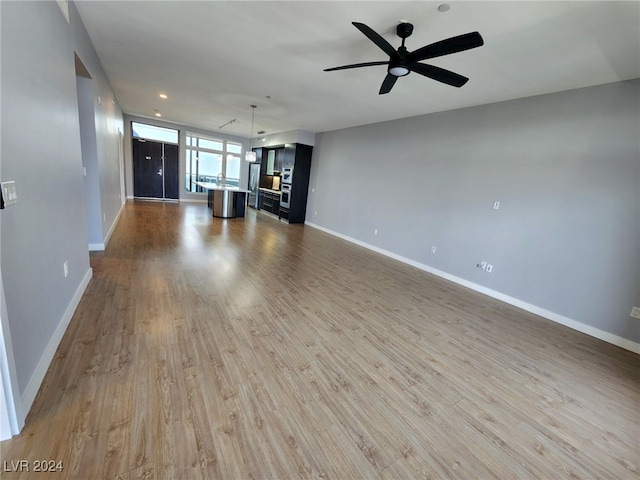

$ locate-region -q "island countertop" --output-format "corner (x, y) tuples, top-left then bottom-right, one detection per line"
(195, 181), (250, 193)
(258, 187), (282, 195)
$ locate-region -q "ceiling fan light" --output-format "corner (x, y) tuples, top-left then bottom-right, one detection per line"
(389, 66), (410, 77)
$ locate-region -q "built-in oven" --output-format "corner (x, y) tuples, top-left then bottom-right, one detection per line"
(281, 165), (294, 184)
(280, 184), (291, 209)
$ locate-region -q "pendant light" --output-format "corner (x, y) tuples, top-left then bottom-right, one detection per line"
(245, 105), (257, 162)
(219, 118), (237, 168)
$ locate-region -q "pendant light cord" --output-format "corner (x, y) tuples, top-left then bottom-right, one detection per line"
(250, 105), (256, 150)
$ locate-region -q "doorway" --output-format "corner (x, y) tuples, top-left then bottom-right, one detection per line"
(75, 55), (104, 248)
(132, 138), (179, 200)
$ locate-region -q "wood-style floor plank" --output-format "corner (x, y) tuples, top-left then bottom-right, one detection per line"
(1, 201), (638, 479)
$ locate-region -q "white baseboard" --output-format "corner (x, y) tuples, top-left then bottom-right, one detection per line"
(103, 204), (123, 247)
(305, 222), (640, 355)
(88, 204), (124, 252)
(20, 268), (93, 413)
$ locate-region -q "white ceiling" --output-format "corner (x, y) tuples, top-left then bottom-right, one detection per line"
(75, 1), (640, 139)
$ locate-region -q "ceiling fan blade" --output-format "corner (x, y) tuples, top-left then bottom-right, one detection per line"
(379, 74), (398, 95)
(411, 63), (469, 88)
(409, 32), (484, 62)
(324, 61), (389, 72)
(352, 22), (397, 58)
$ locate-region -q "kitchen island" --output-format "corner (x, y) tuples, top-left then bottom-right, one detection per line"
(195, 182), (250, 218)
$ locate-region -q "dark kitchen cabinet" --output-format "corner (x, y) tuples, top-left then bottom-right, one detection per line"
(257, 148), (267, 176)
(259, 147), (284, 176)
(272, 149), (282, 174)
(258, 147), (285, 192)
(286, 144), (313, 224)
(258, 189), (280, 216)
(256, 143), (313, 223)
(266, 149), (276, 175)
(253, 147), (263, 165)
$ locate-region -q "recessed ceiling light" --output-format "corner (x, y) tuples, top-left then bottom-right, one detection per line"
(155, 112), (162, 117)
(438, 3), (450, 12)
(159, 93), (168, 99)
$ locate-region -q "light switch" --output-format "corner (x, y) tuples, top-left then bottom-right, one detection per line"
(1, 181), (18, 207)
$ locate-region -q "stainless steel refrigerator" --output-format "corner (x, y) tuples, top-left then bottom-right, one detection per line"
(247, 162), (261, 208)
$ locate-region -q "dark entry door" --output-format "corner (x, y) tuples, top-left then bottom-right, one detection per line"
(133, 139), (163, 198)
(132, 139), (179, 200)
(163, 143), (179, 200)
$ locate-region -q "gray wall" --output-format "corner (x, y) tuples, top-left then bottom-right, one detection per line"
(0, 0), (123, 410)
(307, 80), (640, 344)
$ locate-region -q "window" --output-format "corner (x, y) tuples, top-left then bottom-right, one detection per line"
(131, 122), (178, 144)
(185, 133), (242, 192)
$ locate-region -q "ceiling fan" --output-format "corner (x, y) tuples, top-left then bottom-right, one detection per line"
(324, 22), (484, 95)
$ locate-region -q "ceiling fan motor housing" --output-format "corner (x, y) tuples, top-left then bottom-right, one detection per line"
(397, 22), (414, 39)
(388, 23), (413, 76)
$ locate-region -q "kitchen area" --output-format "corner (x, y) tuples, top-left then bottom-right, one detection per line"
(247, 143), (313, 224)
(193, 137), (314, 222)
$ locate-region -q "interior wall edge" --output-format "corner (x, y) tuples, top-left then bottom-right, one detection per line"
(305, 221), (640, 355)
(0, 271), (24, 438)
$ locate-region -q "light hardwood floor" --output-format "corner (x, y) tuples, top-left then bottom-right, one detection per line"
(1, 201), (638, 479)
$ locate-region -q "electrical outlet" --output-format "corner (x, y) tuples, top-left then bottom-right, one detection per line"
(630, 306), (640, 319)
(431, 246), (437, 254)
(314, 211), (317, 216)
(477, 261), (494, 272)
(63, 261), (69, 278)
(374, 228), (378, 236)
(493, 201), (500, 210)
